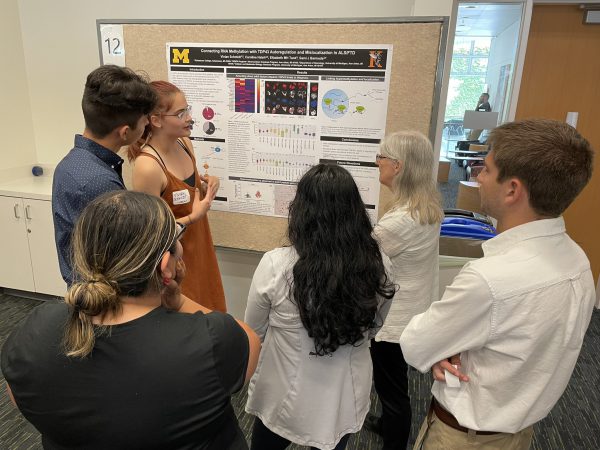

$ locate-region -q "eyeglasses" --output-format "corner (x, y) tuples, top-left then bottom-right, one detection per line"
(163, 105), (192, 120)
(168, 222), (187, 254)
(375, 154), (398, 163)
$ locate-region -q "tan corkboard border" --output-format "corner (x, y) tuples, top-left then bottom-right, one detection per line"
(100, 19), (446, 252)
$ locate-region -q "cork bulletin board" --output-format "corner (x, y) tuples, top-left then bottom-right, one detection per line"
(97, 19), (448, 252)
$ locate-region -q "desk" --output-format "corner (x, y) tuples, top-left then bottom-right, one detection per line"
(446, 151), (485, 172)
(447, 152), (485, 162)
(448, 149), (485, 155)
(447, 155), (485, 161)
(442, 136), (462, 155)
(446, 152), (485, 180)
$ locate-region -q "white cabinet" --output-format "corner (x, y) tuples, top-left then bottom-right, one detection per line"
(0, 195), (65, 297)
(26, 200), (66, 296)
(0, 196), (36, 292)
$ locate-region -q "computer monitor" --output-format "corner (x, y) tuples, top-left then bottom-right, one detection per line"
(463, 110), (499, 130)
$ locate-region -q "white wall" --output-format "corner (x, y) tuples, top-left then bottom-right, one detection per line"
(217, 249), (263, 319)
(412, 0), (453, 17)
(11, 0), (455, 317)
(486, 19), (521, 122)
(16, 0), (419, 165)
(0, 0), (36, 170)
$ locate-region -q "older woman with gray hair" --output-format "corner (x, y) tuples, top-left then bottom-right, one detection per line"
(366, 131), (443, 449)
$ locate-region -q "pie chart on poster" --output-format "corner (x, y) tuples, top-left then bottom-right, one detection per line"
(202, 107), (215, 120)
(203, 122), (216, 135)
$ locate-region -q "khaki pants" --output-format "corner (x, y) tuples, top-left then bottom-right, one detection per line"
(413, 410), (534, 450)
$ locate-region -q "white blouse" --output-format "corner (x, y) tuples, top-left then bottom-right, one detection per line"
(373, 205), (440, 342)
(244, 247), (393, 450)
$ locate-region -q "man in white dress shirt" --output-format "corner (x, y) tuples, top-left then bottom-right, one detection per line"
(401, 119), (596, 449)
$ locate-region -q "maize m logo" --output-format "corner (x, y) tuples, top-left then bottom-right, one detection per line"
(172, 48), (190, 64)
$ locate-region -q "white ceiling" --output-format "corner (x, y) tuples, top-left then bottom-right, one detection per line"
(456, 3), (523, 36)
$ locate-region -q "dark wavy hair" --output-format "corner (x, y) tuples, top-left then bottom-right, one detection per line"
(82, 65), (157, 138)
(288, 163), (396, 356)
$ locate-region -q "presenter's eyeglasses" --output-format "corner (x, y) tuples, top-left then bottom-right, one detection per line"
(375, 154), (398, 163)
(163, 105), (193, 120)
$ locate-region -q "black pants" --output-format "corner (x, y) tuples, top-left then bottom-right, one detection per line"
(250, 417), (351, 450)
(370, 339), (411, 450)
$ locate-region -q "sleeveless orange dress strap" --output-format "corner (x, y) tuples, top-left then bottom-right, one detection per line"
(138, 141), (226, 312)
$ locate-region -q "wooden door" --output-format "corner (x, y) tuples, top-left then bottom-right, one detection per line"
(516, 5), (600, 281)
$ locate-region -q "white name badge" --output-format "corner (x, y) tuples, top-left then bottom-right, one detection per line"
(173, 189), (191, 205)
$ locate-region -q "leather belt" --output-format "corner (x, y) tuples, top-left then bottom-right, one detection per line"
(431, 398), (500, 436)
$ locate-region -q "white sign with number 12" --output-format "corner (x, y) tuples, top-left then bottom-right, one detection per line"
(100, 24), (125, 66)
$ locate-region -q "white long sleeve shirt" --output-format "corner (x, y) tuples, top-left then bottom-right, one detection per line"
(373, 206), (440, 341)
(244, 247), (393, 450)
(400, 217), (596, 433)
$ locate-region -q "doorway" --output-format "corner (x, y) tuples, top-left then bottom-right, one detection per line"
(437, 2), (526, 209)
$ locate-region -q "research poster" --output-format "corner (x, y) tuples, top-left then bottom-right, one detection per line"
(167, 43), (393, 221)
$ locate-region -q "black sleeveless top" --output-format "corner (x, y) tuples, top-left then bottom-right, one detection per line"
(144, 139), (196, 191)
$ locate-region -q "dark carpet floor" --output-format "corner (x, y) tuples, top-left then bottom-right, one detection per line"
(1, 294), (599, 449)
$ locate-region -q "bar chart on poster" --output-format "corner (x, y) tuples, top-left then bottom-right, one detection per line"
(97, 19), (447, 251)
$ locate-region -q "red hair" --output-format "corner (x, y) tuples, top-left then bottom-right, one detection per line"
(127, 81), (182, 161)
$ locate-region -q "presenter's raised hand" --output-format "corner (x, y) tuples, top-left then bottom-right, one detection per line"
(199, 174), (219, 201)
(189, 186), (213, 223)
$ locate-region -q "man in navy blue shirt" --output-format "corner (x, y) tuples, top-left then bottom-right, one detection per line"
(52, 65), (157, 284)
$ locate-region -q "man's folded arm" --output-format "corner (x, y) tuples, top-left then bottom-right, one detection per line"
(400, 265), (494, 373)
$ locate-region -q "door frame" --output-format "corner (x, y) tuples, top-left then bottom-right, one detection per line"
(433, 0), (533, 166)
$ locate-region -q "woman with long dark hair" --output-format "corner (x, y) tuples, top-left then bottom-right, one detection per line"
(244, 163), (396, 450)
(2, 191), (260, 449)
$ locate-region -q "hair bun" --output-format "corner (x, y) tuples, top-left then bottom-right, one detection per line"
(66, 275), (119, 317)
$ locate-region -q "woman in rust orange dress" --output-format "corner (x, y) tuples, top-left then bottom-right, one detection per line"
(128, 81), (226, 312)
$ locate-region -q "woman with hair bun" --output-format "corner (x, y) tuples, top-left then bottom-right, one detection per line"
(365, 131), (443, 450)
(244, 163), (396, 450)
(2, 190), (260, 450)
(129, 80), (226, 312)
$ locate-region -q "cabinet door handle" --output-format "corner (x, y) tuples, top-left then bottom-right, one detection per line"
(25, 205), (32, 220)
(14, 204), (21, 219)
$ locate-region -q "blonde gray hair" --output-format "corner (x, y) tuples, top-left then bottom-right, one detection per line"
(379, 131), (443, 225)
(63, 191), (177, 358)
